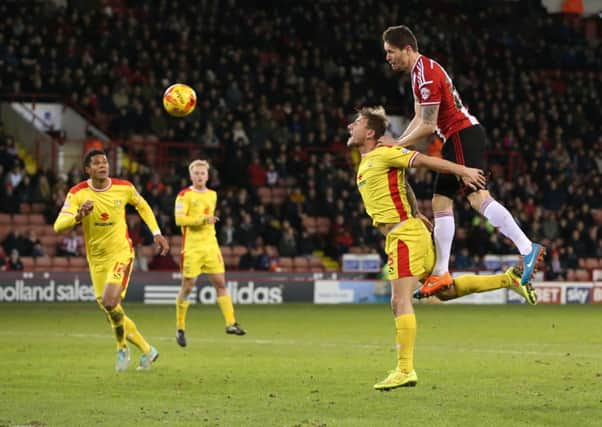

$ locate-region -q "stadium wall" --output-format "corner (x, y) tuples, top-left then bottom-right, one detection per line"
(1, 272), (601, 305)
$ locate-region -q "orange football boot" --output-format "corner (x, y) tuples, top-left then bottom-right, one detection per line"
(417, 272), (453, 297)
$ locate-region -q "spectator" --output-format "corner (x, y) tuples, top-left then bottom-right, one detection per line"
(57, 230), (84, 257)
(278, 222), (297, 257)
(148, 253), (178, 271)
(218, 216), (237, 246)
(7, 249), (23, 271)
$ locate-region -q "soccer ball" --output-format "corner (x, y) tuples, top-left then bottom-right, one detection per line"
(162, 83), (197, 117)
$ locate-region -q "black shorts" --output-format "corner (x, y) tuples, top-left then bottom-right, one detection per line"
(433, 125), (488, 198)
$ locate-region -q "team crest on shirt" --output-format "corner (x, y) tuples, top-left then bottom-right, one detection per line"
(420, 86), (431, 101)
(114, 199), (122, 209)
(357, 174), (367, 188)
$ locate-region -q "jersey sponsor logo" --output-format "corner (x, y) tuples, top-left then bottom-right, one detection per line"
(114, 200), (122, 208)
(100, 212), (109, 221)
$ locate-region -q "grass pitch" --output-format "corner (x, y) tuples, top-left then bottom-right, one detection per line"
(1, 303), (600, 427)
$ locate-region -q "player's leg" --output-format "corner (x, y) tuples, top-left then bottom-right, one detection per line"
(374, 227), (422, 391)
(459, 125), (544, 285)
(424, 193), (455, 289)
(176, 250), (201, 346)
(428, 266), (537, 305)
(422, 137), (461, 293)
(374, 280), (419, 391)
(104, 258), (157, 370)
(175, 276), (196, 347)
(204, 246), (246, 335)
(467, 189), (544, 285)
(207, 272), (246, 335)
(432, 266), (537, 305)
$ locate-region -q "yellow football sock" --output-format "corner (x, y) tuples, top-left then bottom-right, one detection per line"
(124, 316), (151, 354)
(217, 295), (236, 326)
(453, 274), (507, 297)
(108, 305), (127, 350)
(395, 313), (416, 374)
(176, 298), (190, 331)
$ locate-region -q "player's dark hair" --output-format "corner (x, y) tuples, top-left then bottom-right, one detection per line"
(382, 25), (418, 51)
(83, 149), (106, 168)
(358, 107), (387, 139)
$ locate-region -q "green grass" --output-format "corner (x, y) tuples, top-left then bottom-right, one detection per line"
(0, 303), (601, 427)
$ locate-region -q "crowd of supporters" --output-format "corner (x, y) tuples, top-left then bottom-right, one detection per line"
(1, 0), (600, 278)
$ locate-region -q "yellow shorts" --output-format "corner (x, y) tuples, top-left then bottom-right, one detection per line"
(385, 217), (435, 280)
(89, 255), (134, 300)
(181, 242), (225, 278)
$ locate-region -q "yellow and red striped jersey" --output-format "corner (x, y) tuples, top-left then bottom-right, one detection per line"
(174, 187), (218, 251)
(53, 178), (160, 262)
(356, 146), (419, 226)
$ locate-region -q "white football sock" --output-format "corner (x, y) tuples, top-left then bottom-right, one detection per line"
(432, 211), (455, 275)
(481, 198), (532, 256)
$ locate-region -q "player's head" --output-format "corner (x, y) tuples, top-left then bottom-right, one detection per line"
(382, 25), (419, 72)
(83, 149), (109, 179)
(347, 106), (388, 150)
(188, 159), (210, 188)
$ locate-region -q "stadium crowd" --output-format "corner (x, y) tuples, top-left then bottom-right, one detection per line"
(0, 0), (600, 278)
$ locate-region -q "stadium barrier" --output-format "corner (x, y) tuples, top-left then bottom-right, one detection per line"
(0, 272), (600, 304)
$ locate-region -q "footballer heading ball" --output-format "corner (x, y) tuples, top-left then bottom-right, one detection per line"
(163, 83), (197, 117)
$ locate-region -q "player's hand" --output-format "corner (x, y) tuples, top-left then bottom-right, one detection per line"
(154, 234), (170, 256)
(76, 200), (94, 221)
(205, 216), (220, 224)
(417, 213), (433, 233)
(461, 167), (487, 190)
(376, 135), (398, 147)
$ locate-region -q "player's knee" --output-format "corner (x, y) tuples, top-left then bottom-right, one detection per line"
(102, 297), (118, 311)
(390, 295), (409, 315)
(467, 190), (490, 212)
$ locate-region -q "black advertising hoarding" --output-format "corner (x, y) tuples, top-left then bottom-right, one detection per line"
(0, 272), (327, 303)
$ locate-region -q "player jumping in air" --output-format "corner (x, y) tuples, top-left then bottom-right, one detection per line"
(348, 107), (537, 391)
(378, 25), (544, 296)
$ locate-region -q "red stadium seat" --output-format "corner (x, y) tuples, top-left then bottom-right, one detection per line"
(29, 214), (46, 225)
(12, 214), (29, 226)
(232, 245), (247, 256)
(35, 256), (52, 271)
(292, 257), (310, 272)
(69, 257), (88, 270)
(21, 256), (35, 270)
(52, 257), (69, 269)
(0, 213), (11, 224)
(31, 203), (46, 213)
(277, 257), (293, 271)
(220, 246), (233, 256)
(19, 203), (32, 213)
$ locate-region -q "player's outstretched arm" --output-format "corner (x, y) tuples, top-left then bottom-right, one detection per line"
(379, 104), (438, 147)
(412, 153), (486, 191)
(131, 192), (166, 239)
(53, 199), (92, 233)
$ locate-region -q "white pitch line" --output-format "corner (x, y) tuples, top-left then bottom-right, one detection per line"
(1, 330), (600, 359)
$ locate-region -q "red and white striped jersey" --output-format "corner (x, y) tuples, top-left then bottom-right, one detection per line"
(411, 54), (479, 141)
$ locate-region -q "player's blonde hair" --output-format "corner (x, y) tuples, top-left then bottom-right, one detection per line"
(358, 106), (388, 139)
(188, 159), (210, 173)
